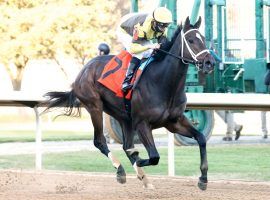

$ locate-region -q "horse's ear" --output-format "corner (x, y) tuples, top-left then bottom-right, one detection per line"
(184, 16), (190, 31)
(193, 16), (202, 28)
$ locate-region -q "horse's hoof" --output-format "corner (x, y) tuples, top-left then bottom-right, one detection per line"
(117, 175), (126, 184)
(138, 175), (155, 189)
(143, 183), (155, 189)
(116, 164), (126, 184)
(197, 179), (207, 190)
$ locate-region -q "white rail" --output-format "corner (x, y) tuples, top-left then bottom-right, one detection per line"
(186, 93), (270, 111)
(0, 92), (269, 172)
(0, 92), (44, 170)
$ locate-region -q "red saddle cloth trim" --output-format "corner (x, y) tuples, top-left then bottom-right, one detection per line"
(98, 50), (137, 99)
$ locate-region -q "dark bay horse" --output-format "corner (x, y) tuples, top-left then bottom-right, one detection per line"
(43, 17), (215, 190)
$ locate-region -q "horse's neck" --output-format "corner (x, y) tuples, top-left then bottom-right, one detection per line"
(157, 32), (188, 95)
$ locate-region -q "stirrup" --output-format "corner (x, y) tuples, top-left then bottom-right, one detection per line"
(122, 83), (133, 93)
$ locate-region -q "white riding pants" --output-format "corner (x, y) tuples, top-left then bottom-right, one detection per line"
(261, 111), (268, 135)
(216, 110), (237, 137)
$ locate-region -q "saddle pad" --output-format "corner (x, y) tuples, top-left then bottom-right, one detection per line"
(98, 50), (154, 99)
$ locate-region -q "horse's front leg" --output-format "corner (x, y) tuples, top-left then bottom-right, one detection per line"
(165, 115), (208, 190)
(120, 121), (154, 189)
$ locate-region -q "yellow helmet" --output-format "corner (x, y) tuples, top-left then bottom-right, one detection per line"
(152, 7), (172, 23)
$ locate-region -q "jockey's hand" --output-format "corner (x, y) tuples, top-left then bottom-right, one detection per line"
(148, 43), (160, 49)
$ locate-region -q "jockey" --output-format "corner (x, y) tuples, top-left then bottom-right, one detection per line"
(117, 7), (173, 93)
(98, 43), (110, 55)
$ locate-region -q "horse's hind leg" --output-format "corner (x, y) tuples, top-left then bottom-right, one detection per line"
(84, 103), (126, 184)
(165, 115), (208, 190)
(120, 121), (154, 189)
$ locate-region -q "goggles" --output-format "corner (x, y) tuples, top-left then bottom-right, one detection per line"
(156, 22), (170, 28)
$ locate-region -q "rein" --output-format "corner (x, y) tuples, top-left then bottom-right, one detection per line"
(155, 48), (200, 65)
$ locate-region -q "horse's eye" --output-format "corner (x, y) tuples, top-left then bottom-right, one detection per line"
(188, 39), (194, 44)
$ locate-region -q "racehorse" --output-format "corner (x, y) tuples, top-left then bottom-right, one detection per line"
(43, 17), (215, 190)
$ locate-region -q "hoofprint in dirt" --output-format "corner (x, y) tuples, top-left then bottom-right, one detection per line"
(0, 170), (269, 200)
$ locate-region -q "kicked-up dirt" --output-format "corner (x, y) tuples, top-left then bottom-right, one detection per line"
(0, 170), (269, 200)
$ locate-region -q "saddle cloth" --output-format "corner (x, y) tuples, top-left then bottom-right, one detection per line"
(98, 50), (153, 99)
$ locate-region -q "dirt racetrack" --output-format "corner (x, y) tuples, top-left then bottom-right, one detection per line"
(0, 170), (269, 200)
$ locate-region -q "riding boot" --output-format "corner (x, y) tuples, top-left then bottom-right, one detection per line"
(122, 57), (141, 93)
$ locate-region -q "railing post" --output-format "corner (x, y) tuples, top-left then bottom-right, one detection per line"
(167, 131), (175, 176)
(34, 106), (42, 170)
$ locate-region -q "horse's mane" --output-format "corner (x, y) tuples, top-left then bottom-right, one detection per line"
(168, 25), (183, 47)
(153, 24), (183, 60)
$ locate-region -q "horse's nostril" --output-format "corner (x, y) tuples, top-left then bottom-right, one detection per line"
(205, 61), (211, 66)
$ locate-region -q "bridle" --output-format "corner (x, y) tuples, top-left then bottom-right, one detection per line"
(156, 28), (210, 70)
(181, 28), (209, 70)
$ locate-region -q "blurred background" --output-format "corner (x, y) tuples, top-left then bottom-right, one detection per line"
(0, 0), (269, 181)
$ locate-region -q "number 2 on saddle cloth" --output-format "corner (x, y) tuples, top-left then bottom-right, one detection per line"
(98, 50), (154, 100)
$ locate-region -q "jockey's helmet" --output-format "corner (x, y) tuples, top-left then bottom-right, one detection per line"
(152, 7), (172, 32)
(98, 43), (110, 55)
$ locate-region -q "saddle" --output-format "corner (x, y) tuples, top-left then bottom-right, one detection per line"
(98, 50), (154, 100)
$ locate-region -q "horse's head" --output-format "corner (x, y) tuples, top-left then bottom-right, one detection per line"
(181, 17), (215, 74)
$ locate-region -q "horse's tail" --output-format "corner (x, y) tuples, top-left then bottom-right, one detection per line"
(41, 90), (81, 117)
